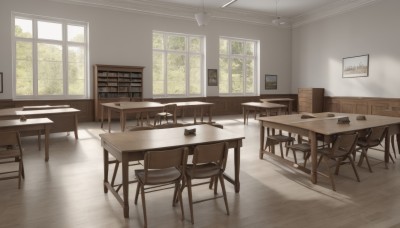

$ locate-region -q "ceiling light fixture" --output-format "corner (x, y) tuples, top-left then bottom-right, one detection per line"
(221, 0), (237, 8)
(195, 0), (209, 26)
(272, 0), (287, 26)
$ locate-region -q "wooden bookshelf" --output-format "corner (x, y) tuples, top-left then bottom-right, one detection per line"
(93, 64), (144, 120)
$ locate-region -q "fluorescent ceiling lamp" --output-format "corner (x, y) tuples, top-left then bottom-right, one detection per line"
(221, 0), (237, 8)
(195, 12), (209, 26)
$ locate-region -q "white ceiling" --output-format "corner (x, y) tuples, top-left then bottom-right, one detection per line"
(53, 0), (381, 27)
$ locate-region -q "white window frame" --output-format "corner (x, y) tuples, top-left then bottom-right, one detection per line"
(12, 12), (90, 100)
(152, 31), (205, 98)
(219, 36), (259, 96)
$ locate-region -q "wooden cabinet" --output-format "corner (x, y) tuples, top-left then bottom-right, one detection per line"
(93, 64), (144, 120)
(298, 88), (324, 113)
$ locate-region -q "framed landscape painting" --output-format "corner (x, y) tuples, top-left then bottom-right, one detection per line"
(342, 54), (369, 78)
(207, 69), (218, 86)
(265, 74), (277, 90)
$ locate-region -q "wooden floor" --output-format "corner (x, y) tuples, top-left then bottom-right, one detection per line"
(1, 115), (400, 228)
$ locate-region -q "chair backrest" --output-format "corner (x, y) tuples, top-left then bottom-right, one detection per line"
(143, 147), (188, 182)
(164, 104), (177, 114)
(330, 133), (358, 156)
(0, 131), (22, 148)
(191, 142), (229, 174)
(365, 126), (387, 147)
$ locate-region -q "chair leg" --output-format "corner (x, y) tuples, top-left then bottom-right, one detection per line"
(140, 184), (147, 228)
(292, 149), (298, 164)
(18, 160), (22, 189)
(177, 182), (185, 220)
(111, 161), (119, 187)
(213, 176), (218, 195)
(348, 155), (360, 182)
(219, 174), (230, 215)
(391, 135), (397, 158)
(187, 177), (194, 224)
(208, 177), (214, 189)
(135, 181), (141, 204)
(279, 143), (284, 158)
(334, 158), (342, 175)
(304, 152), (310, 167)
(173, 182), (179, 207)
(323, 156), (336, 191)
(364, 154), (373, 173)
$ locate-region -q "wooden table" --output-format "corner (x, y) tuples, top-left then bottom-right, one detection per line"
(241, 102), (287, 125)
(0, 118), (53, 161)
(101, 102), (167, 132)
(258, 112), (400, 184)
(168, 101), (214, 124)
(0, 107), (80, 139)
(100, 124), (245, 218)
(260, 98), (294, 114)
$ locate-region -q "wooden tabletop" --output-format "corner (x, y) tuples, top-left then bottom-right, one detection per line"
(100, 124), (245, 153)
(242, 102), (286, 109)
(0, 118), (54, 127)
(260, 98), (294, 102)
(15, 108), (80, 116)
(101, 101), (165, 110)
(167, 101), (214, 107)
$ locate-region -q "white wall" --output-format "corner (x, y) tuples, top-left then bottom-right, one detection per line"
(0, 0), (292, 100)
(292, 0), (400, 98)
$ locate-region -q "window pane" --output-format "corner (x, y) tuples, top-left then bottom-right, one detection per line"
(68, 46), (85, 95)
(231, 41), (244, 55)
(15, 18), (32, 38)
(38, 21), (62, 40)
(231, 58), (243, 93)
(153, 33), (164, 50)
(219, 39), (228, 55)
(167, 35), (186, 51)
(189, 55), (201, 95)
(16, 41), (33, 95)
(152, 51), (164, 95)
(246, 59), (255, 93)
(167, 53), (186, 95)
(245, 42), (255, 56)
(68, 25), (85, 43)
(38, 43), (63, 95)
(189, 37), (200, 53)
(219, 57), (229, 93)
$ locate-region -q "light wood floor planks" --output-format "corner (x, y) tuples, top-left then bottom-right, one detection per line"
(1, 115), (400, 228)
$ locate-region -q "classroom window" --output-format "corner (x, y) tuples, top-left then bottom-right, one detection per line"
(219, 37), (258, 95)
(152, 31), (205, 97)
(13, 13), (88, 99)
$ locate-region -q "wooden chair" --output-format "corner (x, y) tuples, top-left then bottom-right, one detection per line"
(134, 147), (188, 228)
(356, 126), (389, 173)
(0, 131), (24, 189)
(153, 104), (177, 126)
(267, 130), (295, 158)
(180, 142), (230, 224)
(285, 143), (311, 167)
(317, 133), (359, 191)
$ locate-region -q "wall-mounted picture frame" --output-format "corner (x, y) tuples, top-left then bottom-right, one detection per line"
(342, 54), (369, 78)
(0, 72), (3, 93)
(207, 69), (218, 86)
(265, 74), (277, 90)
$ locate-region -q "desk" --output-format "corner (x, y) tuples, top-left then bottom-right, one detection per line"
(168, 101), (214, 124)
(241, 102), (287, 125)
(260, 98), (294, 114)
(101, 102), (167, 132)
(100, 124), (244, 218)
(0, 108), (80, 139)
(258, 113), (400, 184)
(0, 118), (53, 161)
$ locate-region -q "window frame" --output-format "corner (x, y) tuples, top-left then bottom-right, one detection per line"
(12, 12), (89, 100)
(219, 36), (259, 96)
(152, 31), (205, 98)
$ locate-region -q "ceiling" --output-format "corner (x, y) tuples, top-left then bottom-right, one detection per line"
(54, 0), (380, 27)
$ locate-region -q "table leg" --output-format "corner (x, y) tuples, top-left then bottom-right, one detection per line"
(309, 131), (317, 184)
(288, 101), (293, 115)
(243, 106), (246, 125)
(101, 105), (104, 128)
(385, 133), (390, 168)
(120, 111), (125, 132)
(194, 109), (197, 124)
(234, 146), (241, 192)
(122, 157), (129, 218)
(44, 125), (50, 162)
(200, 107), (204, 123)
(397, 133), (400, 155)
(103, 149), (109, 193)
(108, 109), (111, 133)
(73, 114), (78, 139)
(208, 106), (212, 123)
(259, 123), (265, 159)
